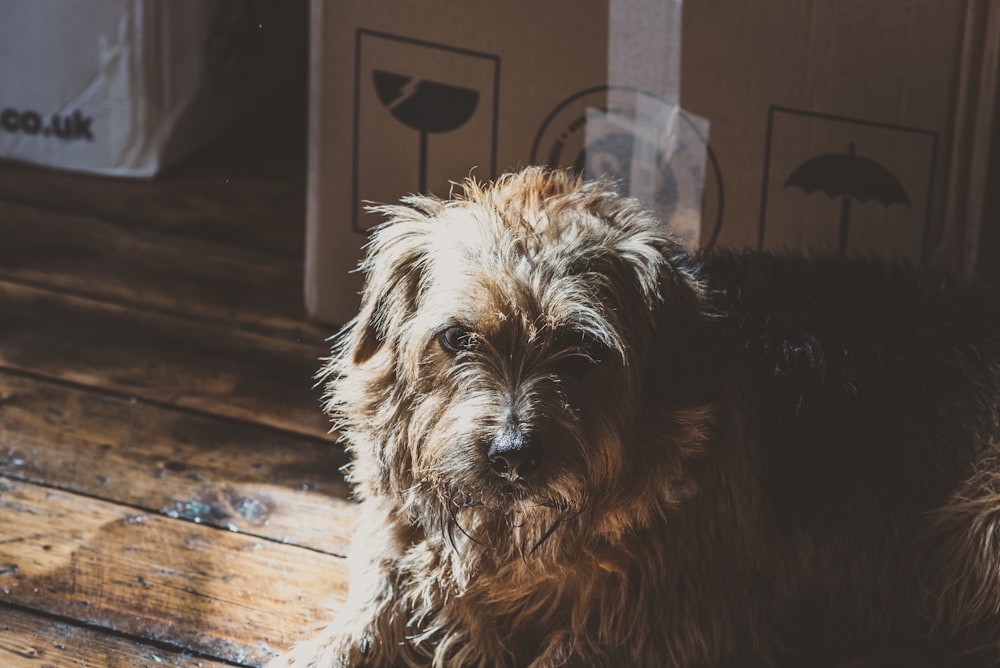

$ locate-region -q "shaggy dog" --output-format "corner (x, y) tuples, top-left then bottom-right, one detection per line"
(276, 168), (1000, 667)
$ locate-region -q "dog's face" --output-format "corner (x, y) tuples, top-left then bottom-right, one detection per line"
(324, 169), (703, 540)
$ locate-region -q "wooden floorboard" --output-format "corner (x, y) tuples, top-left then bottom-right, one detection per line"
(0, 79), (354, 665)
(0, 88), (309, 261)
(0, 200), (330, 343)
(0, 161), (305, 258)
(0, 606), (234, 668)
(0, 280), (332, 439)
(0, 479), (347, 666)
(0, 371), (355, 554)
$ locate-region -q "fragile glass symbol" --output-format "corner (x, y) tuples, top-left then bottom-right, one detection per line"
(784, 142), (911, 255)
(373, 70), (480, 193)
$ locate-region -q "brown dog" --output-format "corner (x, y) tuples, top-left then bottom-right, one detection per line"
(275, 168), (1000, 667)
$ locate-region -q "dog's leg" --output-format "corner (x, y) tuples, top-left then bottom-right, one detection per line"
(270, 503), (416, 668)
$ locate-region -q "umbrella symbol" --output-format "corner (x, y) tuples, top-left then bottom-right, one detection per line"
(372, 69), (480, 193)
(784, 141), (911, 255)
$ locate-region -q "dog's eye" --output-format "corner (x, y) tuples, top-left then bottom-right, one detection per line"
(560, 348), (601, 371)
(437, 325), (472, 355)
(553, 332), (617, 372)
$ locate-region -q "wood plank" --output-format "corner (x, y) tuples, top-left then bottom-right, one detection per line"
(0, 479), (347, 667)
(0, 200), (333, 342)
(0, 88), (308, 260)
(0, 280), (332, 439)
(0, 371), (356, 555)
(0, 605), (234, 668)
(0, 152), (305, 259)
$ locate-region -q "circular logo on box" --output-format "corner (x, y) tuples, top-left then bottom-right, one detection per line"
(531, 86), (722, 249)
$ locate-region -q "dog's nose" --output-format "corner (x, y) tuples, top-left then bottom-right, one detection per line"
(488, 423), (537, 480)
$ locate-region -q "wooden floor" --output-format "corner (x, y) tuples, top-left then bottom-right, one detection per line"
(0, 88), (356, 667)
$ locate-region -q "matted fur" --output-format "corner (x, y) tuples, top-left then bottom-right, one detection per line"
(272, 168), (1000, 667)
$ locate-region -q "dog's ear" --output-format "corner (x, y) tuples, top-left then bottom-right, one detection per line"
(346, 203), (435, 365)
(349, 287), (395, 366)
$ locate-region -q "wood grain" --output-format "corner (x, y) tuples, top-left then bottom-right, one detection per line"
(0, 606), (233, 668)
(0, 200), (332, 342)
(0, 88), (308, 260)
(0, 76), (365, 665)
(0, 156), (305, 258)
(0, 280), (332, 439)
(0, 479), (347, 667)
(0, 371), (356, 555)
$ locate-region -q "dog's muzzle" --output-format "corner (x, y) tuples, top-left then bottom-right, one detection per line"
(488, 422), (537, 481)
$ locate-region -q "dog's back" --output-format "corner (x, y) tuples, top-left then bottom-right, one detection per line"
(700, 251), (1000, 664)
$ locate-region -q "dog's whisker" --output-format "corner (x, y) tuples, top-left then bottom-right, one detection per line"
(445, 500), (482, 547)
(528, 516), (565, 556)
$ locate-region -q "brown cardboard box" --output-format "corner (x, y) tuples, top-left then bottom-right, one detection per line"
(306, 0), (1000, 326)
(305, 0), (704, 326)
(682, 0), (1000, 272)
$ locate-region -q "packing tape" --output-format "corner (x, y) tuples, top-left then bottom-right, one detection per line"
(584, 0), (709, 248)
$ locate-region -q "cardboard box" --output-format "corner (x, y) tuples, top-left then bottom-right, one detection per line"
(682, 0), (1000, 273)
(306, 0), (704, 325)
(0, 0), (304, 177)
(306, 0), (1000, 326)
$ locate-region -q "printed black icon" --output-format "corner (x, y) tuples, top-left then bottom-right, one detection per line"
(784, 141), (911, 255)
(353, 30), (499, 233)
(372, 70), (479, 193)
(760, 106), (935, 260)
